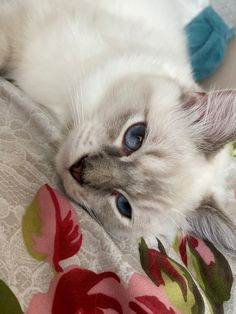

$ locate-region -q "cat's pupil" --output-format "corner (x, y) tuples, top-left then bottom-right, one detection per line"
(116, 193), (132, 219)
(123, 123), (146, 153)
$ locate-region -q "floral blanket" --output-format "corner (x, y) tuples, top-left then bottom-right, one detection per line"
(0, 77), (235, 314)
(2, 183), (235, 314)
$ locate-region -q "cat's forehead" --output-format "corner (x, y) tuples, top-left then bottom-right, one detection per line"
(96, 76), (182, 137)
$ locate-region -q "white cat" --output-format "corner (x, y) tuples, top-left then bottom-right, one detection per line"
(0, 0), (235, 250)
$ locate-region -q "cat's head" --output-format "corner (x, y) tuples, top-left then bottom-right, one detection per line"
(56, 75), (236, 250)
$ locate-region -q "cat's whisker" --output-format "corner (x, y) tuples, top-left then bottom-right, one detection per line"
(74, 85), (81, 126)
(162, 210), (184, 232)
(79, 83), (85, 124)
(78, 200), (119, 241)
(69, 85), (75, 126)
(75, 84), (83, 126)
(69, 85), (79, 128)
(71, 79), (86, 127)
(90, 209), (122, 243)
(171, 208), (188, 219)
(70, 79), (88, 128)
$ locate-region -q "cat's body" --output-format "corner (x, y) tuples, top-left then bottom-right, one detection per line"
(0, 0), (235, 250)
(0, 0), (194, 119)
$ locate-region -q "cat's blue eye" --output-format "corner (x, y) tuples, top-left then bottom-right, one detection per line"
(123, 123), (146, 154)
(116, 193), (132, 219)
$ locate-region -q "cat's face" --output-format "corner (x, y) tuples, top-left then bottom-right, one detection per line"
(56, 76), (205, 240)
(56, 76), (236, 244)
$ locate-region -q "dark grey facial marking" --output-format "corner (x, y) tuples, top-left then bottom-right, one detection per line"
(80, 147), (171, 207)
(103, 146), (122, 158)
(81, 152), (135, 191)
(188, 198), (236, 254)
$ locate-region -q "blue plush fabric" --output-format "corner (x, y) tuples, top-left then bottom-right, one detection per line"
(185, 6), (235, 81)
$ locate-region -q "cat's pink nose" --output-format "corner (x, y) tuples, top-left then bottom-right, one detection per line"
(69, 156), (87, 185)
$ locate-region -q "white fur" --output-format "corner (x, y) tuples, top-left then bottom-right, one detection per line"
(0, 0), (234, 246)
(0, 0), (195, 119)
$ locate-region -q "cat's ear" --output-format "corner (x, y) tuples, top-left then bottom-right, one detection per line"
(182, 90), (236, 153)
(188, 199), (236, 254)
